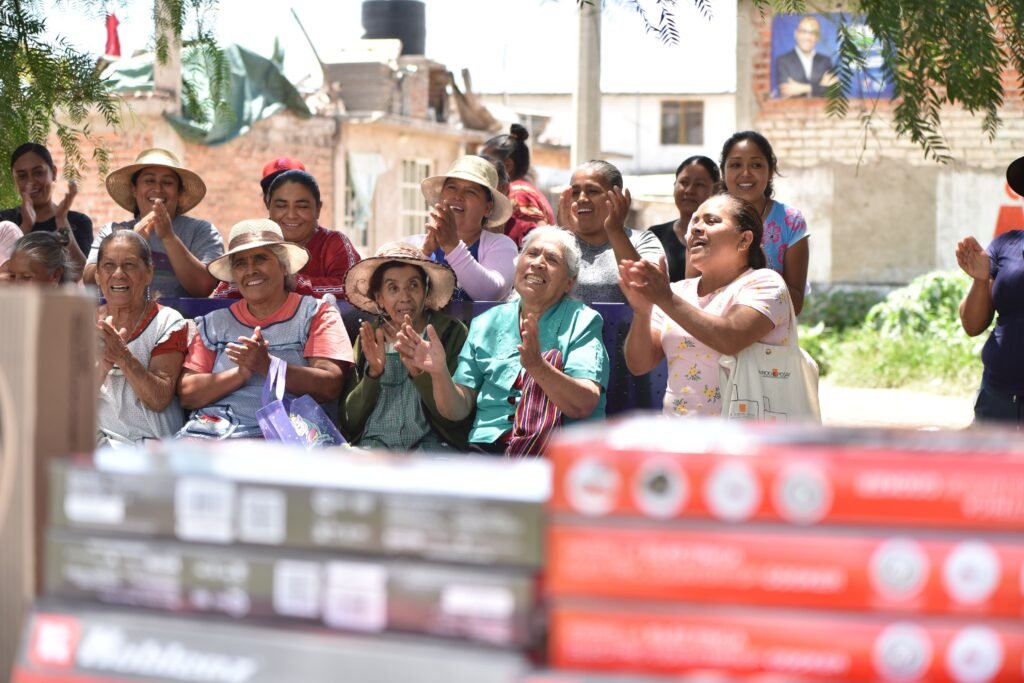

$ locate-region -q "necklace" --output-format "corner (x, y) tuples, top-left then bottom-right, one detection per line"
(102, 301), (151, 338)
(760, 199), (773, 221)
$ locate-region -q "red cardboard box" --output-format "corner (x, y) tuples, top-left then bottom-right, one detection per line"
(547, 523), (1024, 617)
(549, 418), (1024, 530)
(550, 600), (1024, 682)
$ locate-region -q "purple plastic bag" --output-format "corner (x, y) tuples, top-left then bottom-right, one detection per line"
(256, 356), (346, 448)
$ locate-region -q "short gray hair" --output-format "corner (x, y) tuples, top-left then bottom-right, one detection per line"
(520, 226), (581, 279)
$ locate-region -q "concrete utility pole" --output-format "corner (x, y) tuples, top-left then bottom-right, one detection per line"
(572, 1), (602, 168)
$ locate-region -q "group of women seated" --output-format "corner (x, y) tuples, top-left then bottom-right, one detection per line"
(0, 124), (828, 453)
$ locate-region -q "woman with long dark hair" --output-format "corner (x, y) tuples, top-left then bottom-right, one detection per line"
(719, 130), (809, 314)
(0, 142), (91, 277)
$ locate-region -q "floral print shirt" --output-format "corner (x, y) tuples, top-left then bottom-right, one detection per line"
(762, 201), (808, 275)
(651, 268), (792, 417)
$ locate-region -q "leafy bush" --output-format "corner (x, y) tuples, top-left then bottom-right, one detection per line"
(801, 287), (886, 332)
(815, 270), (986, 395)
(798, 321), (840, 377)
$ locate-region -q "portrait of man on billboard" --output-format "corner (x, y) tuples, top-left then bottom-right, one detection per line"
(770, 13), (895, 100)
(773, 15), (837, 98)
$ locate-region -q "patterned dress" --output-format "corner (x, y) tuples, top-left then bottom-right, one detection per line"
(651, 268), (792, 417)
(761, 201), (808, 275)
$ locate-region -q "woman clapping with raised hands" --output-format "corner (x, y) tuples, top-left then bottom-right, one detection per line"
(621, 194), (794, 417)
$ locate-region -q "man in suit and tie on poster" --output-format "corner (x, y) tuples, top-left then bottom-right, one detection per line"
(774, 16), (838, 98)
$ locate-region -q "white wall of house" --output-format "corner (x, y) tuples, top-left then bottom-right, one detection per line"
(480, 93), (736, 175)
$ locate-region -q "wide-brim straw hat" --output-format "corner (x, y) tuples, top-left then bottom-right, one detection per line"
(207, 219), (309, 283)
(105, 148), (207, 216)
(420, 155), (514, 228)
(1008, 156), (1024, 197)
(345, 241), (456, 315)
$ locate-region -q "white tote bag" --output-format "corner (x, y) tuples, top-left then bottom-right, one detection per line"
(718, 294), (821, 423)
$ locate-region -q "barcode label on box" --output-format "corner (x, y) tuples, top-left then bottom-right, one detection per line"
(174, 477), (235, 543)
(324, 561), (387, 632)
(441, 585), (515, 619)
(273, 560), (322, 619)
(238, 487), (287, 545)
(63, 494), (125, 525)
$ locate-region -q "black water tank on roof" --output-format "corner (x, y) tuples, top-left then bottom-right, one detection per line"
(362, 0), (426, 56)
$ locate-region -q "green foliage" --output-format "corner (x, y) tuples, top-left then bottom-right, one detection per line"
(610, 0), (1024, 164)
(801, 287), (885, 332)
(0, 0), (220, 207)
(798, 321), (840, 376)
(0, 0), (119, 205)
(800, 270), (986, 395)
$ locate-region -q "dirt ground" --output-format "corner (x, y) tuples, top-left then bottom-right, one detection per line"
(818, 380), (975, 430)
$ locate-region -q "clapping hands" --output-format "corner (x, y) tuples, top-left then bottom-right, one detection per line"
(226, 326), (271, 379)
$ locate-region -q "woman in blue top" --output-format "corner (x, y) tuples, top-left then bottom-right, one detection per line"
(720, 131), (809, 314)
(956, 155), (1024, 426)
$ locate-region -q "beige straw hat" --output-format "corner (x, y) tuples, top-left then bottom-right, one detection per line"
(105, 148), (207, 216)
(345, 241), (456, 315)
(420, 155), (514, 228)
(207, 219), (310, 283)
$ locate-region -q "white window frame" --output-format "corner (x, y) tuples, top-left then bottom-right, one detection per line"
(400, 159), (433, 236)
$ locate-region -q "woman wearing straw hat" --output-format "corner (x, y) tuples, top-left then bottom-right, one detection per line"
(177, 219), (352, 439)
(956, 155), (1024, 427)
(408, 155), (518, 302)
(83, 148), (224, 298)
(339, 241), (471, 450)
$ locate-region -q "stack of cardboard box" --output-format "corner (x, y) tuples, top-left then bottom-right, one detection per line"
(12, 441), (548, 682)
(541, 418), (1024, 682)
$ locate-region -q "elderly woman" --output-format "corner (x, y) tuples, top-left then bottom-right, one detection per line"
(94, 231), (188, 445)
(3, 231), (80, 285)
(557, 159), (665, 304)
(482, 124), (555, 247)
(212, 169), (361, 300)
(84, 148), (224, 298)
(397, 226), (609, 456)
(408, 155), (518, 302)
(720, 131), (809, 314)
(178, 219), (352, 439)
(648, 156), (720, 282)
(621, 194), (793, 417)
(339, 242), (471, 450)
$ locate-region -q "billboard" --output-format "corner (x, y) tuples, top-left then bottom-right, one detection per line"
(770, 13), (894, 100)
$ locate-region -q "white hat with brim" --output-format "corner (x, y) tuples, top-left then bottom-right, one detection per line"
(420, 155), (514, 228)
(207, 219), (310, 283)
(345, 241), (457, 315)
(105, 148), (207, 216)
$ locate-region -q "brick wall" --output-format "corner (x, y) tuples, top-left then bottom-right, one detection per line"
(740, 2), (1024, 284)
(46, 105), (338, 245)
